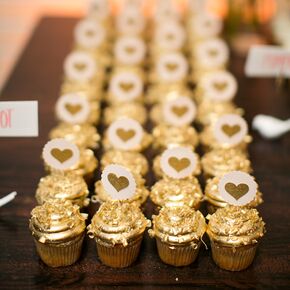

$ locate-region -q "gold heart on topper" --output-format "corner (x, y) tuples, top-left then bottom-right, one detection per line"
(166, 33), (174, 41)
(85, 29), (95, 37)
(213, 81), (228, 91)
(51, 148), (73, 163)
(225, 182), (249, 200)
(165, 62), (178, 71)
(108, 173), (129, 192)
(65, 103), (82, 115)
(119, 82), (134, 92)
(116, 128), (136, 142)
(222, 124), (241, 137)
(125, 46), (135, 54)
(171, 105), (188, 117)
(168, 157), (190, 172)
(74, 62), (87, 71)
(208, 49), (218, 57)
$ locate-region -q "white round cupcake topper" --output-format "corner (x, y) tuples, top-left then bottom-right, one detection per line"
(195, 38), (229, 69)
(157, 53), (188, 82)
(64, 51), (96, 82)
(43, 138), (80, 171)
(163, 96), (196, 127)
(101, 164), (136, 200)
(214, 114), (248, 146)
(116, 7), (145, 35)
(192, 13), (223, 38)
(109, 72), (143, 102)
(154, 1), (180, 22)
(155, 21), (185, 50)
(160, 147), (197, 179)
(108, 118), (144, 150)
(87, 0), (109, 19)
(201, 71), (237, 102)
(114, 36), (146, 65)
(218, 171), (257, 206)
(56, 93), (90, 124)
(74, 19), (105, 49)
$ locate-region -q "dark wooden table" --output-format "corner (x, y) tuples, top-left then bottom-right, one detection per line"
(0, 17), (290, 290)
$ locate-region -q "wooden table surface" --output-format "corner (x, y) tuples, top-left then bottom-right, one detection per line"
(0, 17), (290, 290)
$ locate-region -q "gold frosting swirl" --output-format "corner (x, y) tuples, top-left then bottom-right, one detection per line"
(103, 103), (147, 126)
(49, 123), (100, 149)
(87, 201), (151, 246)
(196, 100), (244, 126)
(36, 172), (89, 208)
(205, 176), (263, 208)
(150, 177), (203, 209)
(101, 150), (149, 176)
(207, 206), (265, 246)
(152, 124), (199, 151)
(201, 148), (252, 178)
(30, 200), (87, 243)
(149, 206), (206, 246)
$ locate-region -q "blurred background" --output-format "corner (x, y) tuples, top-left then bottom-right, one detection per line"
(0, 0), (289, 92)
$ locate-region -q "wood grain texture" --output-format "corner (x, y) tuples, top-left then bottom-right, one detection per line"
(0, 17), (290, 290)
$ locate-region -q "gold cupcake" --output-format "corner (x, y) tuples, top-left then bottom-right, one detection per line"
(49, 123), (100, 150)
(45, 148), (97, 184)
(153, 153), (201, 179)
(102, 127), (152, 152)
(201, 148), (252, 180)
(149, 206), (206, 266)
(207, 206), (265, 271)
(29, 200), (87, 267)
(103, 103), (147, 126)
(87, 201), (151, 267)
(199, 125), (252, 152)
(150, 176), (204, 210)
(205, 176), (263, 214)
(101, 150), (149, 177)
(93, 173), (149, 207)
(36, 171), (89, 208)
(196, 100), (244, 127)
(152, 124), (199, 152)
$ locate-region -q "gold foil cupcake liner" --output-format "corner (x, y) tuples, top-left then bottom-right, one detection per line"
(156, 238), (201, 267)
(95, 235), (143, 268)
(34, 233), (84, 267)
(210, 240), (258, 271)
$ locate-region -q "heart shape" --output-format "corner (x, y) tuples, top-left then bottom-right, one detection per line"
(125, 46), (135, 54)
(168, 157), (190, 172)
(51, 148), (73, 163)
(127, 18), (135, 25)
(119, 82), (134, 92)
(108, 173), (129, 192)
(116, 128), (136, 142)
(208, 49), (218, 57)
(85, 29), (95, 37)
(65, 103), (82, 115)
(222, 124), (241, 137)
(166, 34), (174, 41)
(171, 105), (188, 117)
(225, 182), (249, 200)
(74, 62), (86, 71)
(165, 63), (178, 71)
(213, 81), (228, 91)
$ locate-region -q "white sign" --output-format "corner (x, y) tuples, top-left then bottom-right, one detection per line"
(245, 45), (290, 77)
(101, 164), (136, 200)
(218, 171), (257, 206)
(0, 101), (38, 137)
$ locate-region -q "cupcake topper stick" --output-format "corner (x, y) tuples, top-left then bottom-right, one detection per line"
(101, 164), (136, 200)
(42, 138), (80, 171)
(160, 147), (197, 179)
(218, 171), (257, 206)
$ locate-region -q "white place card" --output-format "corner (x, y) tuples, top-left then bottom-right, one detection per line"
(245, 45), (290, 77)
(0, 101), (38, 137)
